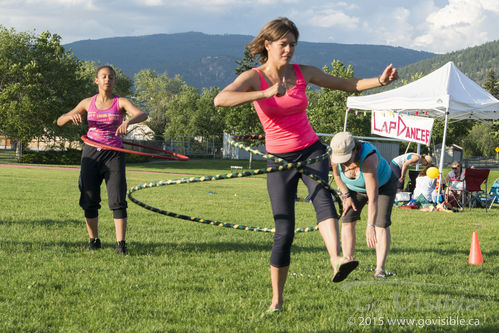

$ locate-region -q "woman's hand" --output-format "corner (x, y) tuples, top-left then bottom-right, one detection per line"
(366, 226), (376, 248)
(70, 113), (83, 125)
(342, 197), (357, 217)
(379, 64), (398, 86)
(115, 121), (129, 136)
(266, 77), (286, 98)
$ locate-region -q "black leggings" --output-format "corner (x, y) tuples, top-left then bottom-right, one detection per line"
(79, 144), (128, 219)
(267, 140), (338, 267)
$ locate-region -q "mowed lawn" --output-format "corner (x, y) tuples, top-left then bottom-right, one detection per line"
(0, 160), (498, 332)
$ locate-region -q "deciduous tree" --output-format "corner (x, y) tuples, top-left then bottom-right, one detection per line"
(307, 60), (369, 137)
(134, 70), (184, 136)
(0, 27), (83, 159)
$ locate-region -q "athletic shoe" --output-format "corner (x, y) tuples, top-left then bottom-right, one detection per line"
(88, 238), (101, 250)
(115, 240), (127, 255)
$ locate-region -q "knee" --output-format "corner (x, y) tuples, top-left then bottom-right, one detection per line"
(113, 208), (127, 219)
(274, 229), (295, 249)
(271, 231), (295, 267)
(342, 221), (356, 232)
(84, 209), (98, 219)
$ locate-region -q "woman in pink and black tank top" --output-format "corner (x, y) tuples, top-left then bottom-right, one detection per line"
(215, 17), (398, 314)
(57, 65), (148, 255)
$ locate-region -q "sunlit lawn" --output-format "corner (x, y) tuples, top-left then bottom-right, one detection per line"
(0, 161), (498, 332)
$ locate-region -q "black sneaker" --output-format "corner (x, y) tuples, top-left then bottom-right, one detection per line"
(115, 240), (127, 255)
(88, 238), (101, 250)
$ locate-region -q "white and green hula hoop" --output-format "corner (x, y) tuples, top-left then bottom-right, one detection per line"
(127, 135), (342, 233)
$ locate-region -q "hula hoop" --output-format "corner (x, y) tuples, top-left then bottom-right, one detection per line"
(81, 135), (189, 161)
(128, 135), (342, 233)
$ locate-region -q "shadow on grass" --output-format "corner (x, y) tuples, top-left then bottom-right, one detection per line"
(389, 247), (499, 257)
(0, 218), (82, 226)
(128, 158), (268, 172)
(130, 240), (272, 255)
(2, 236), (343, 257)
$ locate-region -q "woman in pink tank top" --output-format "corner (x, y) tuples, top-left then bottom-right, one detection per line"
(57, 65), (148, 255)
(215, 17), (398, 314)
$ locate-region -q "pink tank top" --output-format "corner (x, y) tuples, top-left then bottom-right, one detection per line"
(86, 94), (123, 148)
(252, 64), (318, 153)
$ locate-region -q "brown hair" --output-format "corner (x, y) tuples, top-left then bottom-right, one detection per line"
(247, 17), (299, 64)
(96, 65), (116, 77)
(419, 166), (432, 177)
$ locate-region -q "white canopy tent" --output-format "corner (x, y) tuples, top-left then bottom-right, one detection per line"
(346, 61), (499, 175)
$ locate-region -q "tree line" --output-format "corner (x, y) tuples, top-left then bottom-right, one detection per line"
(1, 27), (497, 160)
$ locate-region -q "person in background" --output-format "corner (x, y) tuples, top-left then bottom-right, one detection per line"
(390, 153), (432, 192)
(331, 132), (398, 279)
(214, 17), (398, 314)
(57, 65), (148, 255)
(443, 160), (465, 207)
(412, 166), (437, 202)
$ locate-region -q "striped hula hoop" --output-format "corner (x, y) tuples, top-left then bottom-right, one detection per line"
(127, 135), (342, 233)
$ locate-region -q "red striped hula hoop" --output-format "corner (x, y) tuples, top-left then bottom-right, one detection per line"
(81, 135), (189, 161)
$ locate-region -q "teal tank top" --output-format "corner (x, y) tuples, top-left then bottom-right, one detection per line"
(338, 142), (391, 193)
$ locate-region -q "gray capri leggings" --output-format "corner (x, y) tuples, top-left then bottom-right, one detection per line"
(341, 172), (398, 227)
(267, 140), (339, 268)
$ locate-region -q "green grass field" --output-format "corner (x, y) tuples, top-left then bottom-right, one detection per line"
(0, 159), (498, 332)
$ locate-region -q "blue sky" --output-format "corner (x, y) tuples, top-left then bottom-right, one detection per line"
(1, 0), (498, 54)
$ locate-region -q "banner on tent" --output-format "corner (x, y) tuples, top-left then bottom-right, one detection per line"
(371, 111), (434, 145)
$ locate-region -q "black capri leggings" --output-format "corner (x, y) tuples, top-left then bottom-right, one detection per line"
(79, 144), (128, 219)
(267, 140), (339, 267)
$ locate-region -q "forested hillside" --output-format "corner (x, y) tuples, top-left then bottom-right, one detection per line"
(398, 40), (498, 84)
(64, 32), (435, 89)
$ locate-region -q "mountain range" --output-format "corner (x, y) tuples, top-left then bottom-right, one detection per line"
(64, 32), (436, 90)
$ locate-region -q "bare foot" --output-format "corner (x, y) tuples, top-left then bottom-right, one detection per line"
(268, 302), (282, 311)
(330, 257), (359, 283)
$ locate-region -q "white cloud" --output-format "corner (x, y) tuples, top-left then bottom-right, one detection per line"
(0, 0), (497, 53)
(304, 6), (359, 29)
(141, 0), (164, 6)
(312, 11), (358, 29)
(377, 7), (414, 47)
(412, 0), (497, 53)
(336, 1), (358, 10)
(479, 0), (499, 13)
(14, 0), (98, 9)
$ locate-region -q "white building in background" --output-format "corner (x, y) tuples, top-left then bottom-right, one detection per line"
(124, 123), (155, 141)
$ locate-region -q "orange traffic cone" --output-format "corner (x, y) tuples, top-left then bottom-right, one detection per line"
(469, 232), (483, 265)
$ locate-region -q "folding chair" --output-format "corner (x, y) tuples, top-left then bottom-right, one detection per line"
(444, 179), (464, 209)
(462, 168), (490, 212)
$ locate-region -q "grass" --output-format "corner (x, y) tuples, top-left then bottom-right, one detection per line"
(0, 160), (498, 332)
(0, 150), (16, 164)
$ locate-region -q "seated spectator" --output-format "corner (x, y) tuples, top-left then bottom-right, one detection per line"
(412, 166), (437, 203)
(444, 161), (465, 207)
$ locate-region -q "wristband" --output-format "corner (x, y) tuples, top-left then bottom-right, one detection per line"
(341, 192), (351, 200)
(368, 224), (375, 227)
(378, 76), (386, 86)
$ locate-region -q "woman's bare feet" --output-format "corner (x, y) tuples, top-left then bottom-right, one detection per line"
(331, 256), (359, 282)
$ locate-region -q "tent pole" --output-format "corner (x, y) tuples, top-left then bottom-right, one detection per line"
(416, 143), (421, 171)
(438, 111), (448, 172)
(343, 108), (349, 131)
(436, 111), (449, 202)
